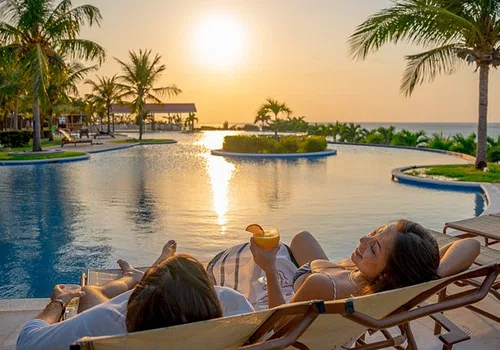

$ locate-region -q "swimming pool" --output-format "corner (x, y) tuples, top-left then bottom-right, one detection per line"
(0, 131), (484, 299)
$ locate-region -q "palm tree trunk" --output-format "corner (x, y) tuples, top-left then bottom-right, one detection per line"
(475, 64), (489, 169)
(32, 98), (42, 152)
(13, 101), (18, 130)
(139, 110), (143, 140)
(107, 108), (111, 133)
(274, 113), (278, 140)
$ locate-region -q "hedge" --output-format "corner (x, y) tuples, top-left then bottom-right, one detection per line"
(222, 135), (327, 154)
(0, 131), (32, 148)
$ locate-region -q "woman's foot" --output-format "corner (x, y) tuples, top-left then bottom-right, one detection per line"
(117, 259), (144, 287)
(153, 240), (177, 265)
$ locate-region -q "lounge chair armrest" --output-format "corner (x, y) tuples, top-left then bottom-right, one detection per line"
(343, 264), (499, 330)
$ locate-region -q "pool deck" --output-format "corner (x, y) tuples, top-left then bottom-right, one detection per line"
(1, 141), (499, 349)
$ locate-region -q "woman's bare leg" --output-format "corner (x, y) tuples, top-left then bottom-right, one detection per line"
(290, 231), (328, 266)
(78, 240), (177, 313)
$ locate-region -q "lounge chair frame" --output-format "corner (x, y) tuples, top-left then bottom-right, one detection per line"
(431, 229), (500, 326)
(72, 264), (499, 350)
(59, 129), (93, 148)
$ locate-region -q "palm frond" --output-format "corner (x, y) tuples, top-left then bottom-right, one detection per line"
(58, 38), (106, 64)
(349, 0), (482, 60)
(401, 43), (463, 95)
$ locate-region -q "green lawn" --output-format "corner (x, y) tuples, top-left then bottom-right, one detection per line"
(0, 150), (86, 161)
(110, 139), (175, 144)
(410, 164), (500, 183)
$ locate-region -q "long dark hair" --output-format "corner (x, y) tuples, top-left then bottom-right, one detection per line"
(360, 219), (440, 295)
(126, 254), (223, 333)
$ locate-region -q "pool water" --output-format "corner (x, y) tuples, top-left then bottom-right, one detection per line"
(0, 132), (484, 299)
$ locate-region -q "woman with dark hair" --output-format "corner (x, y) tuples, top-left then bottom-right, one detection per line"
(251, 219), (480, 308)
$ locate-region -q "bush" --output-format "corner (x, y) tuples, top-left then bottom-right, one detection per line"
(0, 131), (32, 148)
(488, 145), (500, 163)
(298, 136), (327, 152)
(222, 135), (327, 154)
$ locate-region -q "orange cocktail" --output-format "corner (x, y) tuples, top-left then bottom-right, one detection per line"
(246, 224), (280, 251)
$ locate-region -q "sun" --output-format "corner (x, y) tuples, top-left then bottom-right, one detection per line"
(193, 16), (246, 70)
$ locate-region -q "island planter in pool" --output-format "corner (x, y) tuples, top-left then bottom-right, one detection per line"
(211, 149), (337, 158)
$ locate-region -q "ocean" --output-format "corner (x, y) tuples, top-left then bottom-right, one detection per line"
(200, 122), (500, 139)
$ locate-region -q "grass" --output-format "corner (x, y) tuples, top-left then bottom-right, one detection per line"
(109, 139), (175, 144)
(0, 137), (88, 161)
(409, 164), (500, 183)
(0, 150), (86, 161)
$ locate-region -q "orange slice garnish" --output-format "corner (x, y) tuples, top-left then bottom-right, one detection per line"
(245, 224), (265, 236)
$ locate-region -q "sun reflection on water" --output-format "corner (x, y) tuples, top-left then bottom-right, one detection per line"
(199, 132), (236, 233)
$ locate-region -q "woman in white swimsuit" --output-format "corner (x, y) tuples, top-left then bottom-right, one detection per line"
(250, 219), (480, 308)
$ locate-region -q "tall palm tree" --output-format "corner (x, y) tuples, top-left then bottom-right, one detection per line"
(254, 107), (271, 131)
(115, 49), (181, 140)
(349, 0), (500, 169)
(85, 75), (124, 133)
(0, 0), (105, 151)
(0, 53), (27, 130)
(258, 98), (292, 140)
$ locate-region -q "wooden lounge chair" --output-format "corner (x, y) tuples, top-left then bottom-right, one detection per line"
(71, 264), (499, 350)
(431, 229), (500, 326)
(443, 214), (500, 246)
(59, 129), (93, 148)
(93, 128), (115, 139)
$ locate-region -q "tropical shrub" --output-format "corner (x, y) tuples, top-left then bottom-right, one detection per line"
(425, 133), (452, 150)
(222, 135), (327, 154)
(391, 129), (427, 147)
(0, 131), (32, 148)
(450, 133), (476, 156)
(363, 132), (386, 144)
(298, 136), (327, 152)
(488, 146), (500, 163)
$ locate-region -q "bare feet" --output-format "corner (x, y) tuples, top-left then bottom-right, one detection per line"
(153, 240), (177, 266)
(117, 259), (144, 287)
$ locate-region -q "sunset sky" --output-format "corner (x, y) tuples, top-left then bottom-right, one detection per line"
(75, 0), (500, 124)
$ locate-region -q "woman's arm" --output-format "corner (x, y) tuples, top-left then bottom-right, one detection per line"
(249, 239), (287, 308)
(438, 238), (480, 277)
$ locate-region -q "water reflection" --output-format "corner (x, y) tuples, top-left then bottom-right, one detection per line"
(205, 154), (235, 233)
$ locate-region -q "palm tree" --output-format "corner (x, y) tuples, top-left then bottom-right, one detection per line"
(254, 107), (271, 131)
(341, 123), (366, 142)
(450, 133), (477, 156)
(258, 98), (292, 140)
(85, 75), (124, 133)
(426, 132), (453, 150)
(116, 49), (181, 140)
(0, 53), (27, 130)
(185, 112), (198, 131)
(0, 0), (105, 151)
(349, 0), (500, 169)
(376, 126), (396, 145)
(391, 129), (428, 147)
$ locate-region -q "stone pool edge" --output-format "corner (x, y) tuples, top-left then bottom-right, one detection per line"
(392, 165), (500, 214)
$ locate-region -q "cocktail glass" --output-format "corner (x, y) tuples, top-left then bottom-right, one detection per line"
(62, 284), (81, 320)
(246, 224), (280, 284)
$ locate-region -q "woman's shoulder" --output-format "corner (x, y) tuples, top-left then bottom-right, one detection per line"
(311, 259), (340, 269)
